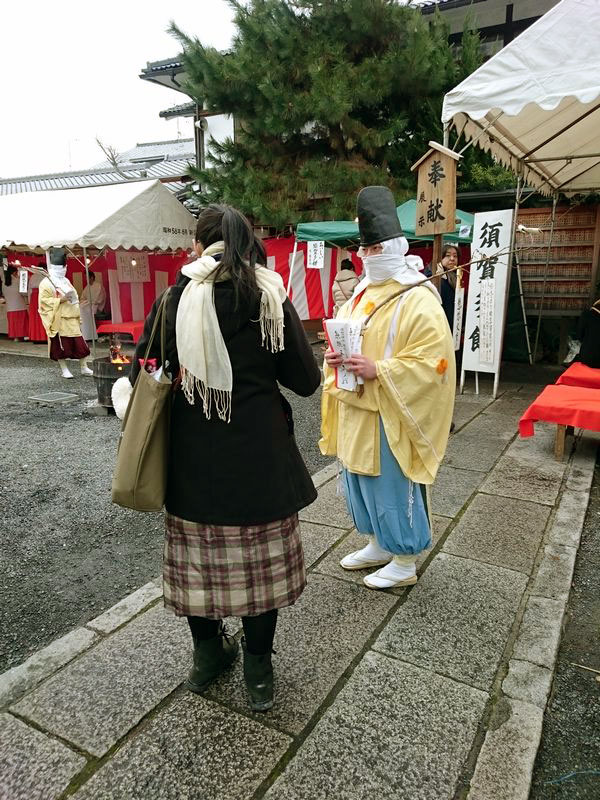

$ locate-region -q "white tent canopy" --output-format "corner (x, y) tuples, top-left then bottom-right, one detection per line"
(442, 0), (600, 195)
(0, 179), (196, 251)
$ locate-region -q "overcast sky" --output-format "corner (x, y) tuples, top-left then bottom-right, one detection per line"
(0, 1), (236, 178)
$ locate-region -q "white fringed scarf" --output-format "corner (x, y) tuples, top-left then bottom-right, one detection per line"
(176, 241), (286, 422)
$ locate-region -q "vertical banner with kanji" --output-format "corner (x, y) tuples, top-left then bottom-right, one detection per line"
(307, 240), (325, 269)
(412, 144), (459, 237)
(461, 209), (514, 383)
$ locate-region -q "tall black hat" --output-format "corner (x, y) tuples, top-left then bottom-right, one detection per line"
(49, 247), (67, 266)
(356, 186), (403, 247)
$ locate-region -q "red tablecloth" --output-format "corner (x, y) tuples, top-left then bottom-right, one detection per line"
(96, 321), (145, 343)
(519, 384), (600, 437)
(556, 361), (600, 390)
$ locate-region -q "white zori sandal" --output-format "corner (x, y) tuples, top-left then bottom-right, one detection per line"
(339, 537), (392, 571)
(363, 556), (418, 590)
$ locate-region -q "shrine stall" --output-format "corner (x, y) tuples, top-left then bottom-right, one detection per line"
(272, 199), (473, 321)
(0, 180), (195, 340)
(442, 0), (600, 361)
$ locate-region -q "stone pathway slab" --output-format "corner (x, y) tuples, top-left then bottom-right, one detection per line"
(502, 660), (553, 710)
(12, 605), (189, 757)
(299, 478), (353, 529)
(0, 627), (98, 708)
(442, 434), (508, 473)
(443, 494), (550, 574)
(374, 553), (527, 690)
(87, 581), (162, 634)
(481, 450), (565, 506)
(265, 653), (488, 800)
(431, 466), (484, 517)
(0, 712), (86, 800)
(512, 596), (565, 670)
(299, 521), (346, 569)
(74, 694), (291, 800)
(467, 697), (543, 800)
(207, 574), (396, 734)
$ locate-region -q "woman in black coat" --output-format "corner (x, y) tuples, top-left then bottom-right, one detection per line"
(117, 205), (321, 711)
(576, 299), (600, 368)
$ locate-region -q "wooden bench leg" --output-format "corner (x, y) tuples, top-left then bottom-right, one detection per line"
(555, 425), (566, 460)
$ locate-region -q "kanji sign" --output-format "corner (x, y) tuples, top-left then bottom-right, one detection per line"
(462, 209), (513, 382)
(307, 240), (325, 270)
(115, 251), (150, 283)
(18, 269), (28, 293)
(411, 143), (459, 237)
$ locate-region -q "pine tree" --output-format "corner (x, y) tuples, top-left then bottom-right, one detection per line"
(171, 1), (504, 228)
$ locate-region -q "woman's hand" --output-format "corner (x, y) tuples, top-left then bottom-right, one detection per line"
(324, 348), (343, 367)
(59, 294), (68, 304)
(344, 354), (377, 380)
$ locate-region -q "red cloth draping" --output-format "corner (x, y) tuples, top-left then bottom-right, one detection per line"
(7, 310), (29, 339)
(519, 384), (600, 437)
(96, 321), (145, 343)
(28, 289), (47, 342)
(555, 362), (600, 390)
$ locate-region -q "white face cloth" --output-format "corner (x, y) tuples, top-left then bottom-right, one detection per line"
(354, 236), (441, 303)
(47, 262), (78, 304)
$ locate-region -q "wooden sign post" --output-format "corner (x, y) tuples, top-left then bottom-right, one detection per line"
(411, 142), (460, 288)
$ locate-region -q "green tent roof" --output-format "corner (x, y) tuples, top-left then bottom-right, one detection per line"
(296, 199), (473, 246)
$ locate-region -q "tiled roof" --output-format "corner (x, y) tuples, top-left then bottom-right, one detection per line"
(159, 102), (196, 120)
(0, 158), (194, 196)
(95, 139), (195, 166)
(141, 56), (184, 74)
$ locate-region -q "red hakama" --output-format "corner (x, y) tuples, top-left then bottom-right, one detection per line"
(28, 289), (47, 343)
(7, 310), (29, 340)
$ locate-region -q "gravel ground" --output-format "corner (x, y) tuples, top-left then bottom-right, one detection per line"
(530, 460), (600, 799)
(0, 350), (329, 673)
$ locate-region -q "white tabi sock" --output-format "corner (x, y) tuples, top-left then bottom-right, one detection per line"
(363, 553), (418, 590)
(358, 536), (393, 561)
(58, 359), (73, 379)
(80, 358), (93, 376)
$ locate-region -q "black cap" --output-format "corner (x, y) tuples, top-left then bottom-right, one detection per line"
(49, 247), (67, 266)
(356, 186), (403, 247)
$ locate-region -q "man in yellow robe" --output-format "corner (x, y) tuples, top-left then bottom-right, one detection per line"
(320, 186), (455, 589)
(38, 248), (92, 379)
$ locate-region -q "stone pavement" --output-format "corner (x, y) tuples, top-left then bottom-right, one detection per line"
(0, 382), (597, 800)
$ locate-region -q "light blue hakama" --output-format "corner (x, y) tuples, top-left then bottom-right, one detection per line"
(342, 420), (431, 556)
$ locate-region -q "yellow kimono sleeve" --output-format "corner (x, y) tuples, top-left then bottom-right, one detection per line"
(376, 291), (456, 484)
(38, 281), (61, 338)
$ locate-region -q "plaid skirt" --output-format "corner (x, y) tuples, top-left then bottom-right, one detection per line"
(163, 512), (306, 619)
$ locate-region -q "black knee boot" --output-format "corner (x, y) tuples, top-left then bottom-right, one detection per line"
(186, 619), (239, 694)
(242, 639), (274, 711)
(241, 610), (277, 712)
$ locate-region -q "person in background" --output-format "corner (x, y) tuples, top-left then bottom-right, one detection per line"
(112, 204), (321, 712)
(27, 263), (48, 344)
(435, 244), (459, 331)
(332, 258), (360, 315)
(321, 186), (455, 590)
(576, 298), (600, 368)
(2, 266), (29, 341)
(80, 271), (107, 341)
(38, 248), (93, 379)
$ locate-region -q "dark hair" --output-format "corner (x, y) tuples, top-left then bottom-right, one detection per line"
(442, 245), (459, 259)
(194, 204), (265, 304)
(88, 270), (96, 281)
(340, 258), (355, 272)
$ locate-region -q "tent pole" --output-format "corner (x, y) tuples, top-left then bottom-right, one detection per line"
(511, 177), (533, 365)
(286, 239), (298, 296)
(82, 246), (96, 362)
(532, 194), (558, 362)
(443, 122), (450, 149)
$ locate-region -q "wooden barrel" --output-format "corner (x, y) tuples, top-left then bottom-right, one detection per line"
(93, 357), (128, 407)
